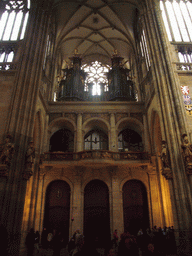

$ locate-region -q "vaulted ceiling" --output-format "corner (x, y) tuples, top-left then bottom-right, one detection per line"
(52, 0), (145, 68)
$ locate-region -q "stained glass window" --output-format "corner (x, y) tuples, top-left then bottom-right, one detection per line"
(81, 61), (111, 96)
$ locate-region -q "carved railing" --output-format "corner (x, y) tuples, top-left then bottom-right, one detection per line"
(174, 62), (192, 71)
(42, 150), (150, 162)
(171, 42), (192, 71)
(0, 41), (18, 71)
(0, 62), (17, 71)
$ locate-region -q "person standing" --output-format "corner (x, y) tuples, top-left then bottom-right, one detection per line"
(0, 223), (8, 256)
(34, 231), (40, 254)
(112, 229), (119, 249)
(25, 228), (35, 256)
(52, 230), (63, 256)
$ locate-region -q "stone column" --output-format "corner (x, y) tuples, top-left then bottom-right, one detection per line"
(34, 166), (47, 234)
(76, 113), (83, 152)
(143, 114), (151, 152)
(1, 3), (51, 255)
(109, 166), (123, 237)
(143, 2), (192, 231)
(71, 167), (84, 235)
(148, 167), (164, 228)
(110, 113), (117, 151)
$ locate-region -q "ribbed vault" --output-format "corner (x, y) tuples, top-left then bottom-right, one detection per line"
(51, 0), (146, 67)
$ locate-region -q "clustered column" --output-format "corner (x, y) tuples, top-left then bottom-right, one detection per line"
(110, 113), (117, 151)
(76, 113), (83, 152)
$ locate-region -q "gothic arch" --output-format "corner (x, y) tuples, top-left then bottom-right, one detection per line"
(120, 176), (149, 194)
(82, 177), (110, 194)
(48, 117), (76, 137)
(116, 117), (144, 137)
(82, 117), (110, 136)
(48, 117), (76, 151)
(44, 176), (74, 195)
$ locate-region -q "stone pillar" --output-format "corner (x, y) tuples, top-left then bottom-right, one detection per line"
(110, 113), (117, 151)
(34, 166), (47, 234)
(109, 166), (124, 237)
(71, 167), (84, 236)
(76, 113), (83, 152)
(148, 167), (164, 228)
(143, 114), (151, 152)
(143, 2), (192, 232)
(0, 3), (51, 255)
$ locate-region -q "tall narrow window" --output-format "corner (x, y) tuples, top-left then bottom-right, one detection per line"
(0, 0), (30, 41)
(43, 34), (51, 70)
(140, 29), (151, 71)
(0, 0), (30, 69)
(160, 0), (192, 42)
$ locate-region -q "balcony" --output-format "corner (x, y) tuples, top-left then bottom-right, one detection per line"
(41, 150), (150, 167)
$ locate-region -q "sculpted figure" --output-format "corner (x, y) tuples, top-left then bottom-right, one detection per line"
(26, 141), (35, 165)
(0, 135), (14, 166)
(181, 134), (192, 164)
(160, 141), (170, 168)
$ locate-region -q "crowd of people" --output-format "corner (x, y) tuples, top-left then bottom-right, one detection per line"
(66, 226), (177, 256)
(24, 226), (177, 256)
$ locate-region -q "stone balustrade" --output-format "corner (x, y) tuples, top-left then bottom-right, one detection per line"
(42, 150), (150, 162)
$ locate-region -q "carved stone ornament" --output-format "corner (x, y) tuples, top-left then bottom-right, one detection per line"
(159, 141), (173, 179)
(162, 167), (173, 180)
(0, 134), (14, 167)
(160, 141), (170, 168)
(124, 153), (138, 160)
(185, 163), (192, 175)
(23, 141), (36, 180)
(181, 134), (192, 175)
(25, 141), (35, 166)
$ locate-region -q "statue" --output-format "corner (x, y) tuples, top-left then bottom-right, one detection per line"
(0, 135), (14, 166)
(160, 140), (170, 168)
(23, 141), (35, 180)
(159, 141), (173, 179)
(181, 134), (192, 164)
(25, 141), (35, 165)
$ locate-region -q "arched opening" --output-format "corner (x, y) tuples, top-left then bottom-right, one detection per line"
(44, 180), (70, 245)
(118, 128), (143, 152)
(84, 129), (108, 150)
(84, 180), (110, 247)
(123, 179), (149, 235)
(50, 128), (74, 152)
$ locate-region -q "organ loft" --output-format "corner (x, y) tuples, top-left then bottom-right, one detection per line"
(0, 0), (192, 255)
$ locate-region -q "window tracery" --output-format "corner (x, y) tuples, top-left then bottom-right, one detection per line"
(0, 0), (30, 69)
(81, 61), (111, 96)
(0, 0), (30, 41)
